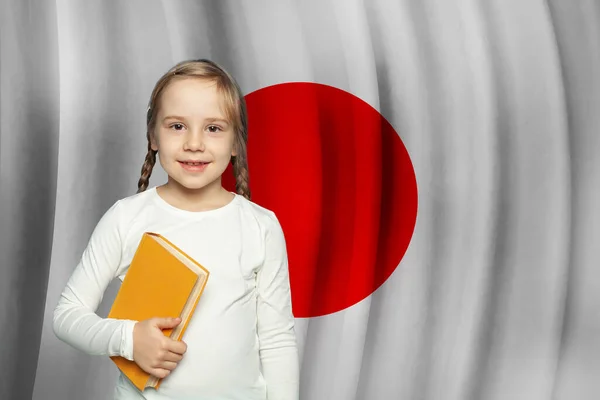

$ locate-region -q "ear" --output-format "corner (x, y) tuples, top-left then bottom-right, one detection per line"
(150, 134), (158, 151)
(231, 142), (238, 157)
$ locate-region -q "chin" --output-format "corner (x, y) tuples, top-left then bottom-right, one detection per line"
(162, 162), (228, 192)
(170, 176), (220, 192)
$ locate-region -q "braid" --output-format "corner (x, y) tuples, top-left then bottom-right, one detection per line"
(233, 153), (251, 200)
(137, 138), (157, 193)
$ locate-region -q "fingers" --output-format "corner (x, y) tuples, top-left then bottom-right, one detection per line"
(149, 368), (171, 379)
(157, 360), (178, 371)
(165, 339), (187, 355)
(154, 317), (181, 330)
(147, 352), (182, 375)
(154, 346), (185, 366)
(133, 317), (187, 379)
(162, 351), (184, 363)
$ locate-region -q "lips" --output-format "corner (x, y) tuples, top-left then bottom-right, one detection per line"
(178, 160), (210, 172)
(180, 161), (209, 166)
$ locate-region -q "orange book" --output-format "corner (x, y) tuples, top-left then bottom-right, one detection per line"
(107, 232), (209, 391)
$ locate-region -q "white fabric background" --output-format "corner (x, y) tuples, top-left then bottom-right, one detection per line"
(0, 1), (598, 399)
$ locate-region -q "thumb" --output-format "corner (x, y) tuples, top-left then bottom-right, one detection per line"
(154, 317), (181, 329)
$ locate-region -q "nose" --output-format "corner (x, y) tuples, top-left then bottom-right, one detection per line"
(184, 130), (205, 152)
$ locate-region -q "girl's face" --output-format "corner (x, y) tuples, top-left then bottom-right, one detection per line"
(151, 78), (237, 193)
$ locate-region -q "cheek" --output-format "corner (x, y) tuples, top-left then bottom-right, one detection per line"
(215, 143), (235, 161)
(210, 135), (236, 157)
(156, 134), (180, 156)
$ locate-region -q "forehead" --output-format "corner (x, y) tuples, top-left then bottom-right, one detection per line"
(158, 77), (228, 119)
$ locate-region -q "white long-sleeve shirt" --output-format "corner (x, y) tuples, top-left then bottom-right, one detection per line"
(53, 187), (299, 400)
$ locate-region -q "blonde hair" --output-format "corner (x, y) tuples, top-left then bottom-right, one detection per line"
(137, 59), (250, 199)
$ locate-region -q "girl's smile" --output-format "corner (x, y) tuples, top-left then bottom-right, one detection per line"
(178, 160), (211, 172)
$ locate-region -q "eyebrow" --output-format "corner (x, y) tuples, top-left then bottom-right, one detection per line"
(205, 117), (230, 125)
(162, 115), (187, 122)
(162, 115), (230, 124)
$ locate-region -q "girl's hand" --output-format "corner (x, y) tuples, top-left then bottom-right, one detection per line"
(132, 317), (187, 379)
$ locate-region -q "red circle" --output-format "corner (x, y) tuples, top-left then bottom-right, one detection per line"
(223, 82), (418, 318)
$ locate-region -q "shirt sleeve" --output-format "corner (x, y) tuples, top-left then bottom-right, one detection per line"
(52, 200), (137, 361)
(256, 213), (300, 400)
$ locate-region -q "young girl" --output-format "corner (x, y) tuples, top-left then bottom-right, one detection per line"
(53, 59), (299, 400)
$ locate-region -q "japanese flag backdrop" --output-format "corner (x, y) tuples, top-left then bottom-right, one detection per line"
(0, 1), (599, 400)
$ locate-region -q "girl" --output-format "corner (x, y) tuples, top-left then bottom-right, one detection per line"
(53, 59), (299, 400)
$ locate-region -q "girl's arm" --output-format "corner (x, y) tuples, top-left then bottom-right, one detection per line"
(256, 214), (300, 400)
(53, 201), (137, 361)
